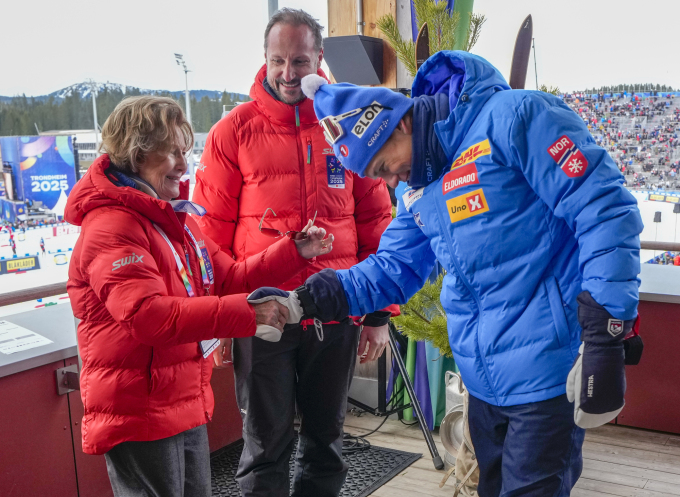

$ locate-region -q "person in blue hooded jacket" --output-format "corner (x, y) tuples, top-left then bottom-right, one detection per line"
(248, 51), (643, 496)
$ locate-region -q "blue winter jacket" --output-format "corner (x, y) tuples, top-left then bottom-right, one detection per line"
(336, 51), (643, 407)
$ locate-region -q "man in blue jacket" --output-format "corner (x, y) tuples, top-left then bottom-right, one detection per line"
(252, 51), (643, 496)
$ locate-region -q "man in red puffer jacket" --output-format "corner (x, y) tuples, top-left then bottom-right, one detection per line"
(192, 8), (396, 497)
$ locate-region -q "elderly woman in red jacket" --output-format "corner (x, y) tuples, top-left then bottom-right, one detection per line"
(65, 96), (333, 497)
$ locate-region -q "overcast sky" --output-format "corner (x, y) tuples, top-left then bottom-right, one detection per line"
(2, 0), (678, 97)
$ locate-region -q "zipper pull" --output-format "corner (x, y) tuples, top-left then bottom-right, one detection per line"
(314, 318), (324, 341)
(307, 142), (312, 164)
(295, 106), (300, 127)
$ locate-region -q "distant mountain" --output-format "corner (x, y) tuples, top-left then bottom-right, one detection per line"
(0, 82), (248, 104)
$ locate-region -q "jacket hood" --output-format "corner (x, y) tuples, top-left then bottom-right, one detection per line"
(64, 155), (189, 241)
(412, 51), (511, 159)
(250, 64), (329, 127)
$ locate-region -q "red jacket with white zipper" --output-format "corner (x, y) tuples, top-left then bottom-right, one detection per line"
(193, 66), (397, 305)
(65, 156), (311, 455)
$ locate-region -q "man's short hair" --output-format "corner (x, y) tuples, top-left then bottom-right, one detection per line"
(101, 96), (193, 175)
(264, 8), (324, 53)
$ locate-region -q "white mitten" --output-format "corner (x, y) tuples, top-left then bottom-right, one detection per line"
(246, 287), (304, 341)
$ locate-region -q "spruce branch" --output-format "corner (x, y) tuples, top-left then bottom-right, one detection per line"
(466, 13), (486, 52)
(392, 274), (453, 358)
(376, 14), (417, 78)
(377, 0), (484, 79)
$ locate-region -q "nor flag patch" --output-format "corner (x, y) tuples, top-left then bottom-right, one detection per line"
(446, 188), (490, 224)
(547, 135), (588, 178)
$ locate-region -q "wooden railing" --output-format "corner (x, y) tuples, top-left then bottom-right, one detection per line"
(0, 240), (676, 309)
(640, 241), (680, 252)
(0, 282), (68, 308)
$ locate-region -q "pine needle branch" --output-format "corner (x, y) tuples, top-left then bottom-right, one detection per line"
(376, 14), (417, 78)
(466, 13), (486, 52)
(392, 274), (453, 358)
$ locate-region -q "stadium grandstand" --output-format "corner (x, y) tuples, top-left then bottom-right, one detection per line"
(561, 91), (680, 192)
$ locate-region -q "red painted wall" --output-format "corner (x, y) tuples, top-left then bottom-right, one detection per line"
(618, 300), (680, 434)
(0, 360), (78, 497)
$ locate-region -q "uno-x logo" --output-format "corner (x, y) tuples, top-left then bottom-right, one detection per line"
(451, 140), (491, 170)
(351, 101), (384, 138)
(112, 252), (144, 271)
(446, 188), (490, 223)
(547, 135), (588, 178)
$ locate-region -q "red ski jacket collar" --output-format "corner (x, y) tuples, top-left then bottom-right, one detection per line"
(65, 155), (189, 243)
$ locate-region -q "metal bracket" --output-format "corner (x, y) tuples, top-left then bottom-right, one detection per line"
(56, 364), (80, 395)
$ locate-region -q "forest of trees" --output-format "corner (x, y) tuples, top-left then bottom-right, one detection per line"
(0, 87), (250, 136)
(582, 83), (676, 94)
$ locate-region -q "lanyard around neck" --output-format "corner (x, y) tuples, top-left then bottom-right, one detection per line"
(153, 223), (220, 359)
(183, 225), (212, 288)
(153, 224), (196, 297)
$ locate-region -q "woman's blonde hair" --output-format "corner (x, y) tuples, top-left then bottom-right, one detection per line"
(100, 96), (193, 174)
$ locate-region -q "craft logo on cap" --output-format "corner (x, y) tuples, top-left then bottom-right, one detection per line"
(351, 101), (384, 139)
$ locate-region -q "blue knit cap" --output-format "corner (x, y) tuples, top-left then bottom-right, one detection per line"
(302, 75), (414, 176)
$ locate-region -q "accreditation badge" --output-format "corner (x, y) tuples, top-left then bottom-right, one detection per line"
(327, 156), (345, 189)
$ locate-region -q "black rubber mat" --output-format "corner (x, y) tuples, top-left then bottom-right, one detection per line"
(211, 437), (422, 497)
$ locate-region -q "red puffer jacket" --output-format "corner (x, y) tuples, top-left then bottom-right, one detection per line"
(66, 156), (311, 455)
(193, 65), (396, 294)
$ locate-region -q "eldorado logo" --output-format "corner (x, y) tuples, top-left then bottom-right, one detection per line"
(443, 163), (479, 194)
(112, 252), (144, 271)
(351, 101), (384, 138)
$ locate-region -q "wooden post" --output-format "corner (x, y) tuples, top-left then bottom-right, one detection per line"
(327, 0), (397, 88)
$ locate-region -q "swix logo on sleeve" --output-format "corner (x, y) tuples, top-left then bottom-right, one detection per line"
(112, 252), (144, 271)
(443, 163), (479, 195)
(446, 188), (490, 223)
(547, 135), (588, 178)
(351, 101), (384, 138)
(451, 139), (491, 170)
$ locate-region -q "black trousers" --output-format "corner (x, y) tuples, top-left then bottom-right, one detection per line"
(467, 394), (585, 497)
(233, 322), (361, 497)
(104, 424), (211, 497)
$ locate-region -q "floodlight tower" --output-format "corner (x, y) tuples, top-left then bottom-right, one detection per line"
(174, 54), (192, 128)
(89, 80), (100, 157)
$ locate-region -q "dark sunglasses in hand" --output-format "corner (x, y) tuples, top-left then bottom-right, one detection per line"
(259, 208), (318, 240)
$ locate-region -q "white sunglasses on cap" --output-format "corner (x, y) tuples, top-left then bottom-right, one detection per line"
(319, 103), (393, 145)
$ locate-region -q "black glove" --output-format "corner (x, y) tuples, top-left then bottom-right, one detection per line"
(566, 291), (634, 428)
(296, 268), (350, 322)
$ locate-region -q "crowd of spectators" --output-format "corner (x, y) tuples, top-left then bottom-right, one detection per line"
(563, 92), (680, 191)
(647, 251), (680, 265)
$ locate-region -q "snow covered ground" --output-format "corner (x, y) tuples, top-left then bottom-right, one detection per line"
(0, 224), (80, 317)
(0, 189), (677, 318)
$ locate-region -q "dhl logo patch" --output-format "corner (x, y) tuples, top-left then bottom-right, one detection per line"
(451, 139), (491, 170)
(446, 188), (490, 224)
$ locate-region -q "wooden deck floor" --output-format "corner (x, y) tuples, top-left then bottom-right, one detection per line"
(344, 414), (680, 496)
